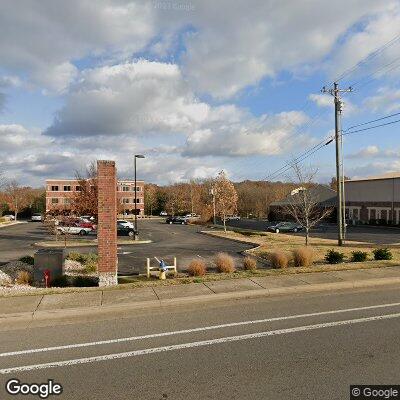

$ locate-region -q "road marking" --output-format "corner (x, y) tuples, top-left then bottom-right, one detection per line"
(2, 301), (400, 358)
(1, 312), (400, 374)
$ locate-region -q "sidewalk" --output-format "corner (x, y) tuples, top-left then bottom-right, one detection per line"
(2, 266), (400, 322)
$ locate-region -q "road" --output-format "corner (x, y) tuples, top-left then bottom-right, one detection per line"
(0, 220), (254, 274)
(1, 285), (400, 399)
(226, 218), (400, 244)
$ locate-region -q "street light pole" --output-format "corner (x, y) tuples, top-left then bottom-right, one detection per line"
(134, 154), (145, 239)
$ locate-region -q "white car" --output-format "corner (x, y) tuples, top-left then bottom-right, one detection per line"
(185, 213), (200, 220)
(31, 213), (43, 222)
(80, 215), (95, 221)
(117, 219), (134, 229)
(3, 215), (15, 220)
(159, 211), (168, 216)
(57, 224), (92, 235)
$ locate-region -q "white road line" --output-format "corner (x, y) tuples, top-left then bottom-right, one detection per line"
(1, 312), (400, 374)
(2, 302), (400, 358)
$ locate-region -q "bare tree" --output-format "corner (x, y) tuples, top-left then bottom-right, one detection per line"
(72, 161), (98, 217)
(283, 162), (333, 245)
(214, 171), (238, 233)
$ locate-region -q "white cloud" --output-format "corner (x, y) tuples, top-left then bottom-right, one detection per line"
(364, 87), (400, 113)
(0, 0), (156, 92)
(346, 145), (400, 159)
(181, 0), (390, 98)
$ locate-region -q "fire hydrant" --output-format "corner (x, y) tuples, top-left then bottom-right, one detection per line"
(44, 269), (51, 288)
(159, 259), (167, 280)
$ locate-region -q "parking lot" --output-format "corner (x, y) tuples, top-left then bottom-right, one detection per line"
(226, 219), (400, 245)
(0, 220), (254, 274)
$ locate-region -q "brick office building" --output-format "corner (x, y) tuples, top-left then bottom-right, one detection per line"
(345, 172), (400, 224)
(45, 178), (145, 216)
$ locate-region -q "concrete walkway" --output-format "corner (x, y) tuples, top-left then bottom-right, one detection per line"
(2, 266), (400, 322)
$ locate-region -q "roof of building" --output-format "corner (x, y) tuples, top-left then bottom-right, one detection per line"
(346, 172), (400, 183)
(270, 185), (337, 207)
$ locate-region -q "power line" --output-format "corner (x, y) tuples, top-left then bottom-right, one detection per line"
(344, 111), (400, 132)
(334, 32), (400, 83)
(343, 117), (400, 136)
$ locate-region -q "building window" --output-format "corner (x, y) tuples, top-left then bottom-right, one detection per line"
(75, 186), (81, 191)
(122, 198), (131, 204)
(135, 186), (141, 192)
(64, 198), (71, 205)
(51, 198), (59, 204)
(51, 186), (59, 192)
(122, 186), (130, 192)
(63, 185), (71, 191)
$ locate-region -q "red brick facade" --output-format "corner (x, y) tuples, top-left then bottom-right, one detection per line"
(97, 160), (118, 286)
(45, 178), (145, 216)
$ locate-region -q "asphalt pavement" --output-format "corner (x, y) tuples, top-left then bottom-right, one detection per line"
(0, 220), (254, 274)
(226, 218), (400, 244)
(1, 285), (400, 399)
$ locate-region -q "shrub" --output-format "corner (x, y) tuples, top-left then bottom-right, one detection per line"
(215, 253), (235, 273)
(325, 249), (345, 264)
(15, 270), (33, 285)
(187, 259), (207, 276)
(51, 275), (70, 287)
(18, 256), (34, 265)
(373, 248), (393, 260)
(351, 251), (368, 262)
(269, 251), (289, 269)
(67, 252), (86, 264)
(72, 276), (99, 287)
(292, 247), (313, 267)
(243, 256), (257, 271)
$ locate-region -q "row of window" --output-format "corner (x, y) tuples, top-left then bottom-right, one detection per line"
(48, 198), (143, 205)
(48, 185), (143, 192)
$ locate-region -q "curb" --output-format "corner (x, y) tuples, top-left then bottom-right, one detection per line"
(1, 276), (400, 325)
(33, 240), (153, 248)
(0, 221), (27, 229)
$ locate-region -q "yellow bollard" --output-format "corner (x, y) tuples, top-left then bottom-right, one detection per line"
(159, 270), (166, 280)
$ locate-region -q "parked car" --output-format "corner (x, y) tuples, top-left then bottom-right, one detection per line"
(117, 219), (134, 229)
(78, 220), (97, 230)
(267, 222), (303, 233)
(56, 224), (93, 235)
(159, 211), (168, 216)
(3, 215), (15, 220)
(226, 215), (241, 221)
(31, 213), (43, 222)
(117, 222), (136, 237)
(185, 213), (200, 219)
(79, 215), (95, 221)
(166, 216), (188, 225)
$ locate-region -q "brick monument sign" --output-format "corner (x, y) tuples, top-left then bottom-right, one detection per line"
(97, 160), (118, 286)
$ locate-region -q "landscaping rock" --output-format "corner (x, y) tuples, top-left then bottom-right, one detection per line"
(0, 261), (33, 283)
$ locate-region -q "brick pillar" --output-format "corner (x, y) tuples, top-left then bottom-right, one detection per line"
(97, 160), (118, 286)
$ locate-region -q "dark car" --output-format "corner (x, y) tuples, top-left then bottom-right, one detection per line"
(267, 222), (303, 233)
(165, 216), (188, 225)
(117, 222), (136, 237)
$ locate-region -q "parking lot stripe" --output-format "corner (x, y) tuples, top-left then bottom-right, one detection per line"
(1, 301), (400, 358)
(2, 312), (400, 374)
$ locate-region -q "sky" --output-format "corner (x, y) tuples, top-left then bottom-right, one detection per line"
(1, 0), (400, 187)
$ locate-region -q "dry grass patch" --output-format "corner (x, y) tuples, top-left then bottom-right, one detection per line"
(269, 251), (289, 269)
(293, 247), (314, 267)
(243, 257), (257, 271)
(215, 252), (235, 273)
(15, 271), (33, 285)
(187, 259), (207, 276)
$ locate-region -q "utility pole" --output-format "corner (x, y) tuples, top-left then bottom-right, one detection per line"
(321, 82), (352, 246)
